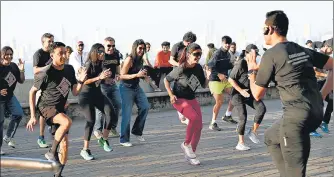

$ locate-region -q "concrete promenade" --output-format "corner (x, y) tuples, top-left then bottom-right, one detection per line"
(1, 99), (333, 177)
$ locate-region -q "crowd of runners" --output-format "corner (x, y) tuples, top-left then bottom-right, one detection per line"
(0, 10), (333, 177)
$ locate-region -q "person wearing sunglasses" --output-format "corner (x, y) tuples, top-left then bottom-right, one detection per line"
(119, 39), (150, 147)
(77, 43), (113, 160)
(164, 43), (207, 165)
(206, 35), (238, 131)
(228, 44), (266, 151)
(69, 41), (88, 78)
(0, 46), (25, 155)
(33, 33), (54, 149)
(26, 42), (87, 177)
(93, 37), (122, 140)
(247, 10), (333, 177)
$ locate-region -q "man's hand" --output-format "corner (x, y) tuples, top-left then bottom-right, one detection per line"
(115, 74), (120, 82)
(240, 89), (250, 98)
(246, 50), (259, 71)
(170, 94), (178, 104)
(26, 117), (37, 132)
(18, 59), (25, 71)
(218, 73), (227, 82)
(0, 89), (8, 96)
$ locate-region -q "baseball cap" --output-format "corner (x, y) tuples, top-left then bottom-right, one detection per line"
(324, 38), (333, 47)
(245, 44), (260, 56)
(305, 40), (312, 45)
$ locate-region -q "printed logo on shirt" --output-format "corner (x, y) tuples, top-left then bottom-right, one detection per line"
(187, 74), (200, 91)
(45, 58), (52, 65)
(287, 52), (309, 66)
(5, 72), (16, 87)
(104, 60), (118, 65)
(56, 77), (71, 97)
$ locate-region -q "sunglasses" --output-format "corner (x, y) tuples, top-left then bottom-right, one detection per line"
(78, 44), (84, 47)
(97, 50), (105, 54)
(192, 52), (202, 57)
(138, 47), (145, 51)
(107, 44), (115, 48)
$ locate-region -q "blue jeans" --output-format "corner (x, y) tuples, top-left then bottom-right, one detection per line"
(95, 83), (122, 131)
(119, 84), (150, 143)
(0, 96), (24, 147)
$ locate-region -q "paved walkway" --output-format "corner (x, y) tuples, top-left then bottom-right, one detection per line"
(1, 100), (333, 177)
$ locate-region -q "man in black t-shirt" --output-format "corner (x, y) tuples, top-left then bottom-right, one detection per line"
(33, 33), (54, 148)
(169, 32), (197, 125)
(93, 37), (122, 139)
(206, 36), (238, 131)
(169, 31), (197, 67)
(26, 42), (87, 177)
(247, 11), (333, 176)
(0, 46), (25, 155)
(228, 44), (266, 151)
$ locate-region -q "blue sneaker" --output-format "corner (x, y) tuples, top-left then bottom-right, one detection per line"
(320, 122), (329, 133)
(310, 131), (322, 138)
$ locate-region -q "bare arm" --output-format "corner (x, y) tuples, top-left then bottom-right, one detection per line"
(120, 57), (139, 80)
(164, 78), (174, 97)
(72, 83), (84, 96)
(169, 56), (179, 67)
(321, 70), (333, 99)
(33, 66), (50, 75)
(29, 86), (38, 119)
(228, 78), (243, 93)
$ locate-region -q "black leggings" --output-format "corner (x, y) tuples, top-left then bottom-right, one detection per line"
(317, 80), (333, 124)
(232, 94), (266, 135)
(79, 88), (107, 141)
(264, 102), (322, 177)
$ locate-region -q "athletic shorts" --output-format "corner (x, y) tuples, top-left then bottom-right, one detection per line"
(209, 81), (232, 94)
(37, 105), (69, 135)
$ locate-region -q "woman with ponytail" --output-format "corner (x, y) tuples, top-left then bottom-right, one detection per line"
(164, 43), (208, 165)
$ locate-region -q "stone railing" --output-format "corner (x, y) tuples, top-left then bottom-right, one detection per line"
(5, 79), (279, 128)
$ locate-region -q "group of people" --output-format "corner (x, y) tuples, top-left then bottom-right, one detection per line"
(0, 10), (333, 177)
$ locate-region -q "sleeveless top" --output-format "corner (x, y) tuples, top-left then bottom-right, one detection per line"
(121, 56), (143, 88)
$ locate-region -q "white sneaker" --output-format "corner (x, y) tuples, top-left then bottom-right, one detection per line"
(185, 156), (201, 165)
(247, 130), (260, 144)
(0, 150), (5, 155)
(181, 142), (196, 159)
(93, 130), (102, 140)
(3, 137), (15, 148)
(135, 136), (145, 142)
(120, 142), (133, 147)
(181, 118), (189, 125)
(236, 143), (251, 151)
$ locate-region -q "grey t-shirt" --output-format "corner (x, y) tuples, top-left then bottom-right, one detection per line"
(166, 64), (206, 100)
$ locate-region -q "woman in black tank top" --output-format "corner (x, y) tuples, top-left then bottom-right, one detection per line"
(119, 39), (150, 146)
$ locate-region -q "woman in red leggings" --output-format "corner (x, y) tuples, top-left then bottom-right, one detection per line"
(164, 43), (208, 165)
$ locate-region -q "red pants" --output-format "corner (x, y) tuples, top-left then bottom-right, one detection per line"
(173, 98), (203, 152)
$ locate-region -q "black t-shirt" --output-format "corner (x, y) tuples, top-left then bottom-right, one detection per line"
(229, 59), (249, 95)
(34, 64), (77, 109)
(0, 63), (21, 101)
(33, 48), (52, 67)
(255, 42), (329, 106)
(102, 52), (120, 79)
(166, 64), (206, 100)
(207, 48), (233, 81)
(82, 60), (103, 90)
(171, 41), (186, 62)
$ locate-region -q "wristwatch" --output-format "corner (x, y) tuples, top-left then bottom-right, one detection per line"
(248, 69), (258, 76)
(77, 80), (84, 84)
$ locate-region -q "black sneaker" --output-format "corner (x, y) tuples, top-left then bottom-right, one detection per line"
(45, 150), (59, 162)
(209, 123), (222, 131)
(223, 116), (238, 124)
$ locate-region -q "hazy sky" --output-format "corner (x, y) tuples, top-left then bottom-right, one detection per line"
(1, 1), (333, 65)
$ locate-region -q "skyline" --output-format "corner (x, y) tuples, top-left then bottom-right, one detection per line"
(1, 1), (333, 78)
